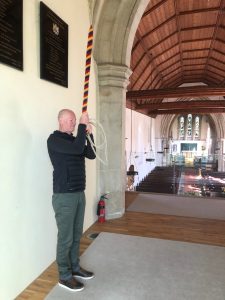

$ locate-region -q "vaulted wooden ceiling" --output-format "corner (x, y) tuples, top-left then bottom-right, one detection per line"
(127, 0), (225, 116)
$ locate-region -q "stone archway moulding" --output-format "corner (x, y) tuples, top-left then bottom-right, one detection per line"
(91, 0), (150, 66)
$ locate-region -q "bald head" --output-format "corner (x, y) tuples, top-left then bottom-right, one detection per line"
(58, 109), (76, 134)
(58, 109), (75, 120)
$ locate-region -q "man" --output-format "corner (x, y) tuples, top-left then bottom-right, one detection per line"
(47, 109), (96, 292)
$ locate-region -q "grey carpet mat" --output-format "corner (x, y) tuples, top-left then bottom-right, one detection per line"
(127, 193), (225, 220)
(45, 232), (225, 300)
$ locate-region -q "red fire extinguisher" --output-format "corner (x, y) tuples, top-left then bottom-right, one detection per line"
(97, 194), (107, 223)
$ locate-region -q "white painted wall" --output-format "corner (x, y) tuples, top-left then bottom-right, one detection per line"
(125, 109), (156, 186)
(0, 1), (97, 299)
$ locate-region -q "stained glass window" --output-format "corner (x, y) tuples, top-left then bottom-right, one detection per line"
(194, 116), (200, 139)
(178, 114), (200, 140)
(179, 116), (185, 139)
(186, 114), (192, 139)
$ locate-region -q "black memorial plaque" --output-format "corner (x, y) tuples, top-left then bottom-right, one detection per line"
(40, 2), (68, 87)
(0, 0), (23, 70)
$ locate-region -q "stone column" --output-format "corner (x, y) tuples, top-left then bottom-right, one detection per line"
(96, 63), (132, 219)
(217, 139), (223, 171)
(221, 139), (225, 172)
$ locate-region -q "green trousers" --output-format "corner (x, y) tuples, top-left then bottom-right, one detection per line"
(52, 192), (86, 280)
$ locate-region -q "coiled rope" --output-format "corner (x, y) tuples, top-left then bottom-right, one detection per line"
(87, 119), (108, 166)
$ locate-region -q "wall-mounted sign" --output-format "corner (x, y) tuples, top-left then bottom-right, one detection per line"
(40, 2), (68, 87)
(0, 0), (23, 70)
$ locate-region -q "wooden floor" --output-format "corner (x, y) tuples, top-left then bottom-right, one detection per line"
(16, 192), (225, 299)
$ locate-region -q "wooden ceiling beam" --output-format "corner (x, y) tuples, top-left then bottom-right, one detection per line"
(183, 56), (207, 61)
(174, 0), (184, 73)
(209, 56), (225, 66)
(131, 39), (141, 54)
(179, 6), (220, 16)
(132, 43), (153, 89)
(182, 37), (212, 44)
(164, 75), (205, 88)
(146, 108), (225, 115)
(163, 77), (182, 89)
(159, 59), (181, 74)
(148, 108), (225, 115)
(204, 75), (219, 85)
(219, 78), (225, 86)
(151, 42), (214, 64)
(131, 30), (164, 89)
(183, 70), (204, 74)
(204, 0), (225, 76)
(157, 52), (180, 68)
(215, 37), (225, 45)
(143, 4), (219, 19)
(181, 24), (215, 32)
(128, 107), (225, 118)
(127, 107), (225, 118)
(163, 66), (181, 77)
(142, 18), (213, 42)
(142, 15), (176, 40)
(212, 48), (225, 58)
(144, 24), (221, 42)
(147, 31), (177, 52)
(182, 74), (203, 78)
(183, 74), (203, 78)
(206, 68), (223, 79)
(135, 100), (225, 110)
(162, 74), (181, 88)
(132, 53), (145, 73)
(147, 73), (163, 90)
(152, 43), (179, 61)
(131, 59), (152, 89)
(153, 77), (163, 89)
(208, 66), (225, 76)
(127, 86), (225, 100)
(136, 100), (225, 110)
(142, 0), (168, 17)
(183, 48), (210, 53)
(183, 63), (205, 67)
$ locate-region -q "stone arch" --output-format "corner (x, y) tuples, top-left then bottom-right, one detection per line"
(92, 0), (149, 66)
(161, 114), (174, 139)
(89, 1), (225, 217)
(210, 114), (224, 139)
(90, 0), (150, 219)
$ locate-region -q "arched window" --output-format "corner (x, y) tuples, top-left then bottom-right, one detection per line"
(179, 116), (185, 139)
(187, 114), (192, 139)
(194, 116), (200, 139)
(178, 114), (200, 140)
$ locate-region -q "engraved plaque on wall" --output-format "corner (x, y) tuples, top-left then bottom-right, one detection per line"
(40, 2), (68, 87)
(0, 0), (23, 70)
